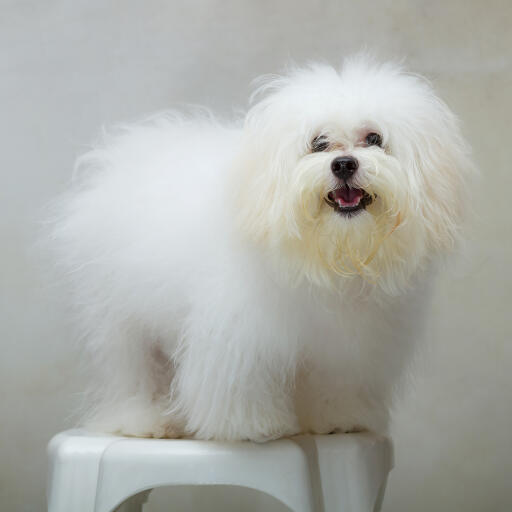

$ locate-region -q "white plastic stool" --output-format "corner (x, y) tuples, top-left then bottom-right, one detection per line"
(47, 429), (393, 512)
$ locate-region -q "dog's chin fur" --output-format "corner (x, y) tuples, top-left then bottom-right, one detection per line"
(50, 56), (473, 441)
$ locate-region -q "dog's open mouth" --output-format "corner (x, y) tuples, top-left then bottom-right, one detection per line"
(324, 186), (374, 216)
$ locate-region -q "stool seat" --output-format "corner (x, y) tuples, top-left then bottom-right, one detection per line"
(47, 429), (393, 512)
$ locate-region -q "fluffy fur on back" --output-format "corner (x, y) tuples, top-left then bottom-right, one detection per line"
(50, 56), (472, 441)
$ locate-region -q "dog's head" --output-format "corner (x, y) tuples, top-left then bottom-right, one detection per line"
(234, 57), (472, 293)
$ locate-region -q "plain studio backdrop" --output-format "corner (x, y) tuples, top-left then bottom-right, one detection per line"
(1, 1), (510, 511)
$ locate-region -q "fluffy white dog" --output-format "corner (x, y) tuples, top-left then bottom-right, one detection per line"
(51, 56), (471, 441)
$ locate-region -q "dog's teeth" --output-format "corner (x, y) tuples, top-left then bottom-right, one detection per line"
(336, 197), (361, 208)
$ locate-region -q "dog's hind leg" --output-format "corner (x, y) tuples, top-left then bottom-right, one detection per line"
(80, 321), (183, 438)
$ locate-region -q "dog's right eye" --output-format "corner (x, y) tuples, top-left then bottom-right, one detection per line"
(311, 136), (329, 152)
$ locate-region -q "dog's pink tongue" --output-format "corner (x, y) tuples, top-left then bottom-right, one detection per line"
(333, 187), (363, 206)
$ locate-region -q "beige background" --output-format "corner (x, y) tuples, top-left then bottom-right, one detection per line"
(1, 1), (511, 510)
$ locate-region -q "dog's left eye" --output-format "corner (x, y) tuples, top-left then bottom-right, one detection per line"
(311, 136), (329, 152)
(365, 132), (383, 147)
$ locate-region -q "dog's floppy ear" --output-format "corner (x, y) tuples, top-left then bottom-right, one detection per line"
(232, 91), (304, 243)
(392, 97), (474, 256)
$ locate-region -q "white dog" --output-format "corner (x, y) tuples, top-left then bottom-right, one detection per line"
(51, 56), (471, 441)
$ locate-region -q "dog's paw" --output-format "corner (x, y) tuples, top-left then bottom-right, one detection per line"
(85, 398), (183, 439)
(192, 411), (301, 442)
(246, 422), (301, 443)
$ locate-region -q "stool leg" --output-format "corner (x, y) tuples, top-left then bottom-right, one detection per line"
(372, 478), (388, 512)
(311, 435), (393, 512)
(114, 490), (152, 512)
(47, 432), (118, 512)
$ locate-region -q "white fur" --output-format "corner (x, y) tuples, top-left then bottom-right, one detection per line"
(50, 56), (472, 441)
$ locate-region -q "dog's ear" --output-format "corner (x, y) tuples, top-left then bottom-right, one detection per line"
(232, 94), (304, 243)
(393, 98), (474, 256)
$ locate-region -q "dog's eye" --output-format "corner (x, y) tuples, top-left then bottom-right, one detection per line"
(365, 132), (383, 147)
(311, 136), (329, 152)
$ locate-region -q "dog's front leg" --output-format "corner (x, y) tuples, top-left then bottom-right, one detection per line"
(170, 303), (300, 442)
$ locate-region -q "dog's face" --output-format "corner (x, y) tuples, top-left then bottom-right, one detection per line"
(235, 58), (472, 293)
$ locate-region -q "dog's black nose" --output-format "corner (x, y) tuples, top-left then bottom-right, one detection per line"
(331, 156), (359, 180)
